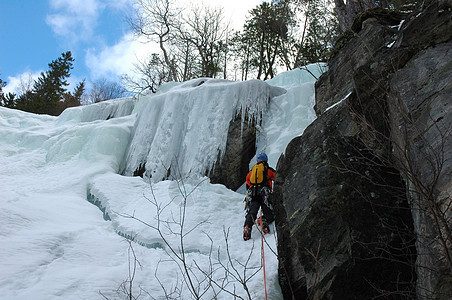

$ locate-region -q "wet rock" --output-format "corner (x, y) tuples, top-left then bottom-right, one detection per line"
(209, 115), (256, 191)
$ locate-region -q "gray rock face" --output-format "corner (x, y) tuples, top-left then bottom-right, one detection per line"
(209, 115), (256, 191)
(389, 40), (452, 300)
(274, 1), (452, 299)
(314, 9), (403, 117)
(274, 96), (415, 299)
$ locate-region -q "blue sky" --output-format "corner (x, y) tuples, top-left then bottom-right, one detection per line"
(1, 0), (262, 94)
(1, 0), (135, 93)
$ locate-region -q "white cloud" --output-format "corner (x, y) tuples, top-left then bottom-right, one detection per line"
(85, 33), (154, 80)
(46, 0), (101, 42)
(2, 0), (263, 101)
(45, 0), (133, 43)
(178, 0), (261, 30)
(82, 0), (261, 80)
(4, 71), (42, 95)
(104, 0), (131, 10)
(3, 71), (86, 97)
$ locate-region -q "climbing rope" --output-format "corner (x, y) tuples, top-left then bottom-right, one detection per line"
(260, 209), (268, 300)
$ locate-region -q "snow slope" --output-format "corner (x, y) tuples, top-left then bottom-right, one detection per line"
(0, 63), (325, 299)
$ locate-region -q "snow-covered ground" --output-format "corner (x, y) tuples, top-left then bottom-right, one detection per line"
(0, 63), (326, 299)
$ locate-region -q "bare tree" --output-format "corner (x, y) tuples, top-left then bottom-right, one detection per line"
(89, 78), (127, 103)
(129, 0), (233, 84)
(107, 156), (272, 299)
(174, 38), (199, 82)
(179, 5), (231, 78)
(229, 31), (254, 81)
(343, 87), (451, 298)
(17, 72), (35, 96)
(129, 0), (181, 82)
(122, 53), (169, 94)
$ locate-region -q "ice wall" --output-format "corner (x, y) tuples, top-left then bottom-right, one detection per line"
(258, 63), (327, 167)
(121, 78), (285, 181)
(0, 65), (325, 299)
(265, 64), (327, 90)
(0, 105), (135, 175)
(57, 97), (136, 123)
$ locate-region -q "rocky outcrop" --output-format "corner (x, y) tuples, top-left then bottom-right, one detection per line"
(209, 115), (256, 191)
(389, 35), (452, 300)
(274, 1), (452, 299)
(274, 94), (416, 299)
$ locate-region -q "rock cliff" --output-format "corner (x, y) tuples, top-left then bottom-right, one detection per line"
(209, 114), (256, 191)
(274, 1), (452, 299)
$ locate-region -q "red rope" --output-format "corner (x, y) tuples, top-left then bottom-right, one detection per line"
(260, 210), (268, 300)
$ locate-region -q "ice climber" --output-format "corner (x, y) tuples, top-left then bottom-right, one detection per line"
(243, 152), (276, 241)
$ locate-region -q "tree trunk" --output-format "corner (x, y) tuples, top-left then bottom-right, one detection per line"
(159, 34), (179, 82)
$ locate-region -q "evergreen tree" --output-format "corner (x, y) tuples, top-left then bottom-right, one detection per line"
(0, 76), (5, 106)
(71, 80), (86, 105)
(301, 0), (338, 63)
(34, 51), (74, 114)
(14, 91), (34, 111)
(0, 76), (16, 108)
(242, 1), (294, 79)
(63, 79), (86, 108)
(3, 93), (17, 108)
(15, 51), (75, 115)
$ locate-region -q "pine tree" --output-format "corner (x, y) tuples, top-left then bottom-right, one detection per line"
(301, 0), (338, 63)
(13, 51), (75, 115)
(0, 76), (5, 106)
(242, 1), (294, 79)
(0, 76), (16, 108)
(63, 79), (86, 108)
(30, 51), (74, 115)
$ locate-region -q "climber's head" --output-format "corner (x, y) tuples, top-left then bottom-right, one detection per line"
(257, 152), (268, 163)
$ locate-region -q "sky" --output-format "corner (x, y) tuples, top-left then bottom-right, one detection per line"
(0, 62), (326, 299)
(0, 0), (263, 95)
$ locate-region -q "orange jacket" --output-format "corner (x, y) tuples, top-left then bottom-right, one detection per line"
(246, 164), (276, 189)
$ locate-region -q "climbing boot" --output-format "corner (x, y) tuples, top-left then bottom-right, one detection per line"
(257, 216), (263, 227)
(243, 225), (251, 241)
(257, 216), (270, 234)
(262, 221), (270, 234)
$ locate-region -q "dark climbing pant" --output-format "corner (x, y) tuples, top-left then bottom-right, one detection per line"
(244, 196), (274, 228)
